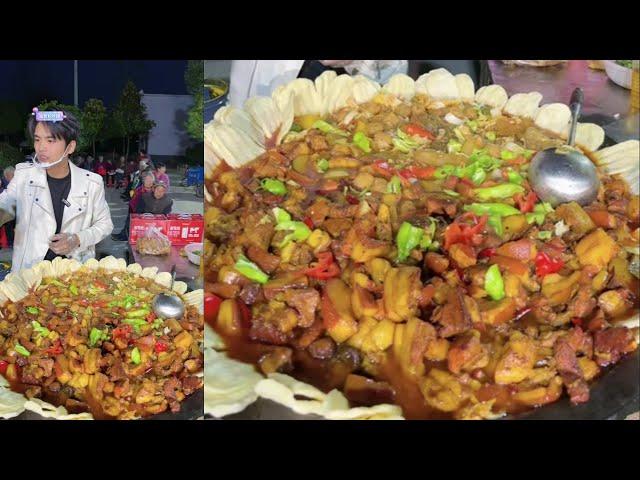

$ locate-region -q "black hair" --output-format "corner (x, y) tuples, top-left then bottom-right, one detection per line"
(27, 109), (80, 146)
(140, 149), (147, 155)
(155, 162), (166, 169)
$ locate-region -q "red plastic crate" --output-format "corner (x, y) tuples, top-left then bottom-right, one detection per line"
(129, 214), (168, 245)
(165, 214), (204, 246)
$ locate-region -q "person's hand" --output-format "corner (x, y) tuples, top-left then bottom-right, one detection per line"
(319, 60), (355, 68)
(49, 233), (80, 256)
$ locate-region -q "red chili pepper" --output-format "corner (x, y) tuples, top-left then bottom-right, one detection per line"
(205, 293), (223, 323)
(398, 165), (436, 180)
(112, 324), (132, 339)
(478, 247), (497, 259)
(93, 280), (108, 290)
(303, 216), (314, 229)
(571, 317), (583, 328)
(45, 340), (64, 356)
(444, 215), (488, 250)
(516, 191), (538, 213)
(146, 312), (157, 323)
(154, 341), (169, 353)
(372, 160), (395, 179)
(92, 300), (108, 308)
(0, 360), (8, 375)
(535, 251), (565, 277)
(78, 298), (90, 307)
(304, 252), (341, 280)
(405, 123), (435, 140)
(345, 194), (360, 205)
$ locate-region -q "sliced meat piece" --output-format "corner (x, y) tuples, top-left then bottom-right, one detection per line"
(433, 287), (473, 338)
(593, 327), (637, 367)
(308, 338), (336, 360)
(284, 288), (320, 328)
(246, 245), (280, 274)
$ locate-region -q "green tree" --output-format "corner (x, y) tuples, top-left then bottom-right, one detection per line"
(35, 100), (89, 152)
(184, 60), (204, 141)
(113, 80), (156, 158)
(0, 142), (22, 170)
(82, 98), (106, 158)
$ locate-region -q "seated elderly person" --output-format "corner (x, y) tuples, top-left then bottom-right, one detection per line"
(135, 181), (173, 215)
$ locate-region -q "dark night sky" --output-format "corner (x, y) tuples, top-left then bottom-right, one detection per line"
(0, 60), (189, 109)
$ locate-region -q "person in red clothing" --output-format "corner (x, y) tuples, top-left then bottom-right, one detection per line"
(111, 170), (155, 241)
(94, 155), (108, 184)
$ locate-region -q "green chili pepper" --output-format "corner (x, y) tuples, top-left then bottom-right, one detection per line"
(48, 279), (66, 288)
(487, 216), (504, 236)
(85, 306), (93, 318)
(447, 139), (462, 153)
(272, 207), (292, 224)
(506, 169), (524, 185)
(470, 168), (487, 186)
(466, 120), (478, 132)
(130, 347), (141, 365)
(312, 120), (349, 137)
(69, 284), (79, 296)
(386, 176), (402, 194)
(152, 318), (164, 330)
(260, 178), (288, 196)
(501, 150), (517, 160)
(463, 203), (521, 217)
(89, 328), (110, 347)
(31, 321), (50, 339)
(522, 149), (534, 159)
(353, 131), (372, 153)
(485, 264), (505, 301)
(235, 254), (270, 284)
(316, 158), (330, 173)
(396, 222), (425, 262)
(485, 131), (496, 142)
(526, 202), (554, 226)
(290, 123), (303, 133)
(419, 218), (437, 250)
(14, 342), (30, 357)
(26, 306), (39, 315)
(122, 318), (148, 334)
(126, 308), (151, 318)
(537, 231), (553, 240)
(443, 189), (460, 197)
(474, 183), (524, 201)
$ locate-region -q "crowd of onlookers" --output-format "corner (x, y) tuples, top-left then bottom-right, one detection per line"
(0, 150), (174, 247)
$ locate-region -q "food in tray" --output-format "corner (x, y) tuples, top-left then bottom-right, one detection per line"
(204, 69), (640, 420)
(0, 256), (204, 419)
(136, 227), (172, 256)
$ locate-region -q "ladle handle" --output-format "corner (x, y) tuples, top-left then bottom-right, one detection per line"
(169, 264), (176, 290)
(567, 87), (583, 147)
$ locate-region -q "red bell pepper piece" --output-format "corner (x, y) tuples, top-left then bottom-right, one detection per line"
(404, 123), (435, 140)
(345, 194), (360, 205)
(303, 216), (314, 229)
(112, 324), (133, 340)
(398, 165), (436, 180)
(205, 293), (223, 323)
(535, 251), (564, 277)
(478, 247), (497, 259)
(516, 191), (538, 213)
(45, 340), (64, 355)
(154, 341), (169, 353)
(444, 214), (488, 250)
(371, 160), (395, 179)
